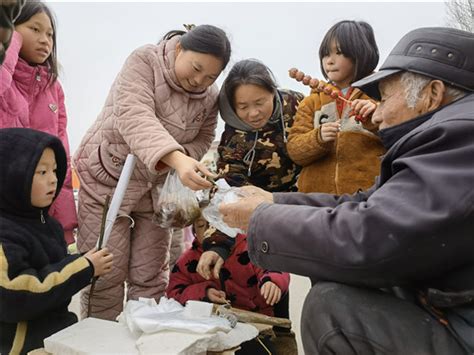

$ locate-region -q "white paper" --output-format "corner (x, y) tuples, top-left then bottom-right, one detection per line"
(98, 154), (137, 248)
(118, 297), (232, 335)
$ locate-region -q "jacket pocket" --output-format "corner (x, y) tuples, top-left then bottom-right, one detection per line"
(86, 141), (126, 187)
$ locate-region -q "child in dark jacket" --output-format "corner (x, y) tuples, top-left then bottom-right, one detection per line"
(167, 215), (290, 317)
(0, 128), (113, 355)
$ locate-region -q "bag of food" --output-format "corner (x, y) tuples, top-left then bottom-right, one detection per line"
(154, 170), (201, 228)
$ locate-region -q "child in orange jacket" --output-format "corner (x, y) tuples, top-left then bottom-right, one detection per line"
(287, 20), (385, 194)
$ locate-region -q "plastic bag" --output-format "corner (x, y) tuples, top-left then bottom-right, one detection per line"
(202, 179), (245, 238)
(154, 170), (201, 228)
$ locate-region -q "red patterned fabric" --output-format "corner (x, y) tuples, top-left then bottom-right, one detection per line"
(167, 234), (289, 316)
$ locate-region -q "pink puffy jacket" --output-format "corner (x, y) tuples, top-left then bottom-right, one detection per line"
(73, 35), (218, 210)
(0, 32), (77, 237)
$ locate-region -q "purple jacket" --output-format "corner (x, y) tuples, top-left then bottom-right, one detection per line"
(0, 32), (77, 234)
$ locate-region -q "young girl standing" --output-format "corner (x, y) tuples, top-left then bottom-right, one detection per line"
(74, 24), (231, 320)
(287, 20), (385, 194)
(0, 0), (77, 244)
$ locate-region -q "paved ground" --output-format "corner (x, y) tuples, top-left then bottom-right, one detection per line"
(69, 273), (312, 354)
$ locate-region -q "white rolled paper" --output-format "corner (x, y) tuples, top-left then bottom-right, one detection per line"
(98, 154), (137, 248)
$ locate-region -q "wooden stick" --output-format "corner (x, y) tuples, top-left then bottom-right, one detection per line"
(337, 95), (352, 104)
(213, 304), (292, 328)
(87, 195), (111, 318)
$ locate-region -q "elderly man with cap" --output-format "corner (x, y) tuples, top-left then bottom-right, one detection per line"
(198, 27), (474, 354)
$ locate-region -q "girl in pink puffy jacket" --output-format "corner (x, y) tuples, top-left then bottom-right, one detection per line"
(0, 0), (77, 244)
(74, 24), (231, 320)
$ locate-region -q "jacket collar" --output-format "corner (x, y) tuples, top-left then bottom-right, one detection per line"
(378, 111), (434, 150)
(13, 57), (50, 92)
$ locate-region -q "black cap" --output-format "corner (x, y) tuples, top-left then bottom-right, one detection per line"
(353, 27), (474, 100)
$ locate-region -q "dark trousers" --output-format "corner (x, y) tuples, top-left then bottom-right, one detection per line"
(301, 282), (468, 355)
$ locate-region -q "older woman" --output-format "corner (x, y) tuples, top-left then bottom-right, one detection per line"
(194, 59), (304, 353)
(198, 59), (303, 264)
(216, 58), (303, 192)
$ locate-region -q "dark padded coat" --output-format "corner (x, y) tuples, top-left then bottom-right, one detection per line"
(0, 128), (93, 354)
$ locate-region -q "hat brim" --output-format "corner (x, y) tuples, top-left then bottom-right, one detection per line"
(352, 69), (401, 100)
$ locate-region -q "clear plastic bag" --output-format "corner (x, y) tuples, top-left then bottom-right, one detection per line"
(153, 170), (201, 228)
(202, 179), (244, 238)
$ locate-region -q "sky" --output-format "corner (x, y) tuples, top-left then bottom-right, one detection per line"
(47, 1), (448, 152)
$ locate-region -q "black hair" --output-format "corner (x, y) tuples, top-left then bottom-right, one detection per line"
(319, 20), (379, 83)
(162, 24), (231, 70)
(14, 0), (58, 85)
(223, 59), (277, 110)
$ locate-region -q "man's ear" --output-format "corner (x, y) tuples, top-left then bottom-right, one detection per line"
(418, 80), (446, 113)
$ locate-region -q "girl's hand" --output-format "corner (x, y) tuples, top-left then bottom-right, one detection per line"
(351, 99), (377, 120)
(84, 247), (114, 277)
(320, 121), (340, 142)
(197, 251), (224, 280)
(207, 288), (228, 304)
(261, 281), (282, 306)
(161, 151), (215, 190)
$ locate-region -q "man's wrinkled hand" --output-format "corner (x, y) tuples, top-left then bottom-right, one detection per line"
(219, 195), (270, 231)
(239, 185), (273, 203)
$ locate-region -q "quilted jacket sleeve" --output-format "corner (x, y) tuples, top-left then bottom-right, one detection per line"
(114, 47), (184, 174)
(181, 101), (218, 161)
(286, 93), (332, 166)
(166, 248), (218, 305)
(0, 31), (21, 97)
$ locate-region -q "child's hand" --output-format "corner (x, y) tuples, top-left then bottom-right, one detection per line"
(197, 251), (224, 280)
(207, 288), (228, 304)
(261, 281), (281, 306)
(320, 121), (341, 142)
(84, 247), (113, 277)
(350, 99), (377, 121)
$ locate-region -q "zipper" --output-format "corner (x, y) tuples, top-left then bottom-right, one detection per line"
(40, 210), (45, 224)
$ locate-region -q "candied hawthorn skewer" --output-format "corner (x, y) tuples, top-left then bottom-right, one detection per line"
(288, 68), (364, 121)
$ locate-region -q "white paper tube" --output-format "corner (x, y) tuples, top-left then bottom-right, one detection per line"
(98, 154), (137, 248)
